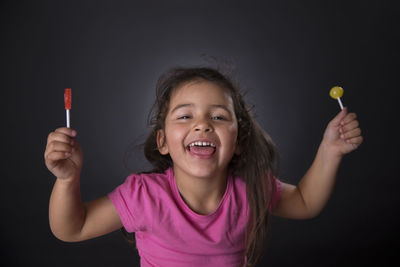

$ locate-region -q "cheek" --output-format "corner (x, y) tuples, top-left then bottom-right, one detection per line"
(165, 124), (186, 146)
(222, 126), (239, 148)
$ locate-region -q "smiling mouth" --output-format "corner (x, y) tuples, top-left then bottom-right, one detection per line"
(186, 141), (217, 156)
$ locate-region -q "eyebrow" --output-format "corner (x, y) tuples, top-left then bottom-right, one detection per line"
(170, 103), (232, 114)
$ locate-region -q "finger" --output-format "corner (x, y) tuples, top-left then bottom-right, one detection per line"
(54, 127), (77, 138)
(341, 127), (362, 140)
(341, 113), (357, 125)
(345, 135), (363, 146)
(340, 120), (359, 133)
(46, 141), (74, 155)
(45, 142), (74, 161)
(46, 151), (72, 162)
(47, 131), (75, 146)
(330, 107), (348, 126)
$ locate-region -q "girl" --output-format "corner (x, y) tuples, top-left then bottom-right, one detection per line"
(45, 67), (363, 267)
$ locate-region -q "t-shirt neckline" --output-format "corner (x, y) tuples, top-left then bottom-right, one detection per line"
(167, 167), (232, 220)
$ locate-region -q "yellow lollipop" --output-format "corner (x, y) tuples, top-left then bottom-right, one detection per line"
(329, 86), (344, 110)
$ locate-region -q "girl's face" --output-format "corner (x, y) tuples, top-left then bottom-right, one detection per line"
(157, 80), (240, 180)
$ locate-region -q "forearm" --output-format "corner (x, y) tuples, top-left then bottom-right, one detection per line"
(273, 109), (362, 219)
(49, 176), (86, 242)
(297, 142), (343, 217)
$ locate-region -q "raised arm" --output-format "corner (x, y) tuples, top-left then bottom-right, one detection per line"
(45, 128), (122, 242)
(272, 108), (363, 219)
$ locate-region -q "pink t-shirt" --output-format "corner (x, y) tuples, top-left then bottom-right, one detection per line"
(108, 167), (281, 267)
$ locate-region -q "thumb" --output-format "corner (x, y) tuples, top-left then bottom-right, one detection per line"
(330, 107), (348, 126)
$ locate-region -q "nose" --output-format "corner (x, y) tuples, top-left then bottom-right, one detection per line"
(194, 118), (213, 132)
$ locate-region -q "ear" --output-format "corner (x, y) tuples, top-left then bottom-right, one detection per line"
(156, 129), (169, 155)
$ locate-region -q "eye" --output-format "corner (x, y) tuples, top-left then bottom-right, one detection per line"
(177, 115), (192, 120)
(212, 115), (226, 121)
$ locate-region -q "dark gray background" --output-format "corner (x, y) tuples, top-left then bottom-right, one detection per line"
(2, 0), (399, 266)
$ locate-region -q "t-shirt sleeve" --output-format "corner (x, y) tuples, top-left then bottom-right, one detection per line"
(108, 174), (147, 233)
(269, 177), (282, 212)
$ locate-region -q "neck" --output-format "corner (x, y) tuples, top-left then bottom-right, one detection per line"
(173, 167), (228, 215)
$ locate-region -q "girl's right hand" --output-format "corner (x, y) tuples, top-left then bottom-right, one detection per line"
(45, 127), (83, 182)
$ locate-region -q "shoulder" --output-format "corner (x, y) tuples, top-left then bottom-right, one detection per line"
(229, 173), (247, 205)
(117, 169), (172, 196)
(107, 168), (174, 232)
(230, 172), (280, 191)
(230, 172), (282, 208)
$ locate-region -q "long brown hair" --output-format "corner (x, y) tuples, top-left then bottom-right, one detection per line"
(131, 66), (279, 266)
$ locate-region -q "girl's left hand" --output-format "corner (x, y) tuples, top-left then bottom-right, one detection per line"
(321, 107), (363, 157)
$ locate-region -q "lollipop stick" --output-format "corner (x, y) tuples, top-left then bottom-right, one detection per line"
(66, 109), (70, 128)
(337, 97), (344, 110)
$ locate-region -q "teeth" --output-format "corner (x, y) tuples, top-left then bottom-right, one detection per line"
(188, 141), (216, 147)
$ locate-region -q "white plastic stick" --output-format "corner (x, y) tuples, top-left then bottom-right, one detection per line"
(337, 97), (344, 110)
(66, 109), (70, 128)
